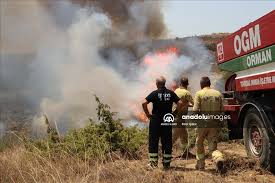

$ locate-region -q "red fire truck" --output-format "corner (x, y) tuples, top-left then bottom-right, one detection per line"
(216, 10), (275, 173)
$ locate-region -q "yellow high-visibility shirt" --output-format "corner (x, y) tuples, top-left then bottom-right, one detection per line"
(173, 87), (193, 116)
(193, 87), (223, 113)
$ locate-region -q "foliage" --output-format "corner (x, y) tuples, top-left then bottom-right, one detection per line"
(26, 96), (148, 161)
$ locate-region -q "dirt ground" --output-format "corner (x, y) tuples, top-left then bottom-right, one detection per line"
(97, 142), (275, 183)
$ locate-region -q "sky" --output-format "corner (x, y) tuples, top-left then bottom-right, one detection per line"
(163, 0), (275, 37)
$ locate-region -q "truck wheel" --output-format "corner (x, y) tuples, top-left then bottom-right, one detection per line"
(243, 108), (272, 169)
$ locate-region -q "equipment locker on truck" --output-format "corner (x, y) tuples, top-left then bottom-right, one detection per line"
(216, 10), (275, 174)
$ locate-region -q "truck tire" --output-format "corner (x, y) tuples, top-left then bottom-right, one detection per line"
(243, 108), (275, 172)
(271, 135), (275, 174)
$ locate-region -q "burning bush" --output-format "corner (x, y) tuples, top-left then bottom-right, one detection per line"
(25, 96), (148, 161)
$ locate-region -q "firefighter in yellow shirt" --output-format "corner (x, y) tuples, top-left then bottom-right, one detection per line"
(172, 76), (194, 157)
(193, 76), (225, 171)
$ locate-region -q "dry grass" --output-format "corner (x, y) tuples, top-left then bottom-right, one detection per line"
(0, 145), (183, 183)
(1, 98), (274, 183)
(1, 141), (275, 183)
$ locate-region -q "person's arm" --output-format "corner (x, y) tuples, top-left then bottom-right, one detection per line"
(143, 91), (155, 119)
(193, 92), (201, 113)
(142, 99), (152, 119)
(220, 95), (224, 112)
(172, 91), (181, 115)
(187, 92), (194, 107)
(176, 100), (184, 113)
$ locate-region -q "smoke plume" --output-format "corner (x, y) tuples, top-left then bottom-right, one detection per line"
(0, 0), (214, 134)
(0, 122), (5, 138)
(70, 0), (166, 38)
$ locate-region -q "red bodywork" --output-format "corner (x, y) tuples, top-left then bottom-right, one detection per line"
(236, 71), (275, 92)
(216, 10), (275, 144)
(216, 10), (275, 64)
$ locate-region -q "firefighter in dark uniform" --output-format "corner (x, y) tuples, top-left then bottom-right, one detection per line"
(142, 76), (183, 169)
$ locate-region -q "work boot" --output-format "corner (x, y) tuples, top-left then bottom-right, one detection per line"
(163, 163), (170, 171)
(212, 151), (225, 173)
(150, 161), (158, 168)
(216, 159), (225, 173)
(195, 160), (205, 170)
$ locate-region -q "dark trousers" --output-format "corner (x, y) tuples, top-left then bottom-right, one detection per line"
(148, 116), (172, 166)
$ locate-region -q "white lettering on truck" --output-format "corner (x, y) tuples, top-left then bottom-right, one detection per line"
(234, 24), (261, 55)
(247, 49), (272, 67)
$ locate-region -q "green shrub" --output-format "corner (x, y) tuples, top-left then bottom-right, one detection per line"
(26, 96), (147, 161)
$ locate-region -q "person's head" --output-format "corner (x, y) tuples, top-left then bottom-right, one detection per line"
(200, 76), (211, 89)
(156, 76), (166, 88)
(180, 76), (189, 88)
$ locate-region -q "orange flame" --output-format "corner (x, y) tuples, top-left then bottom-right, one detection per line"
(156, 47), (179, 56)
(129, 103), (149, 123)
(143, 46), (179, 66)
(131, 46), (180, 123)
(134, 112), (148, 123)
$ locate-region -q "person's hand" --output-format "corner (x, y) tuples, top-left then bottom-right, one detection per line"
(146, 113), (152, 119)
(188, 102), (193, 107)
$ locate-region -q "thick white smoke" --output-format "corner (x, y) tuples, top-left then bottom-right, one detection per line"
(1, 1), (215, 134)
(131, 38), (214, 115)
(30, 9), (134, 131)
(0, 122), (5, 138)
